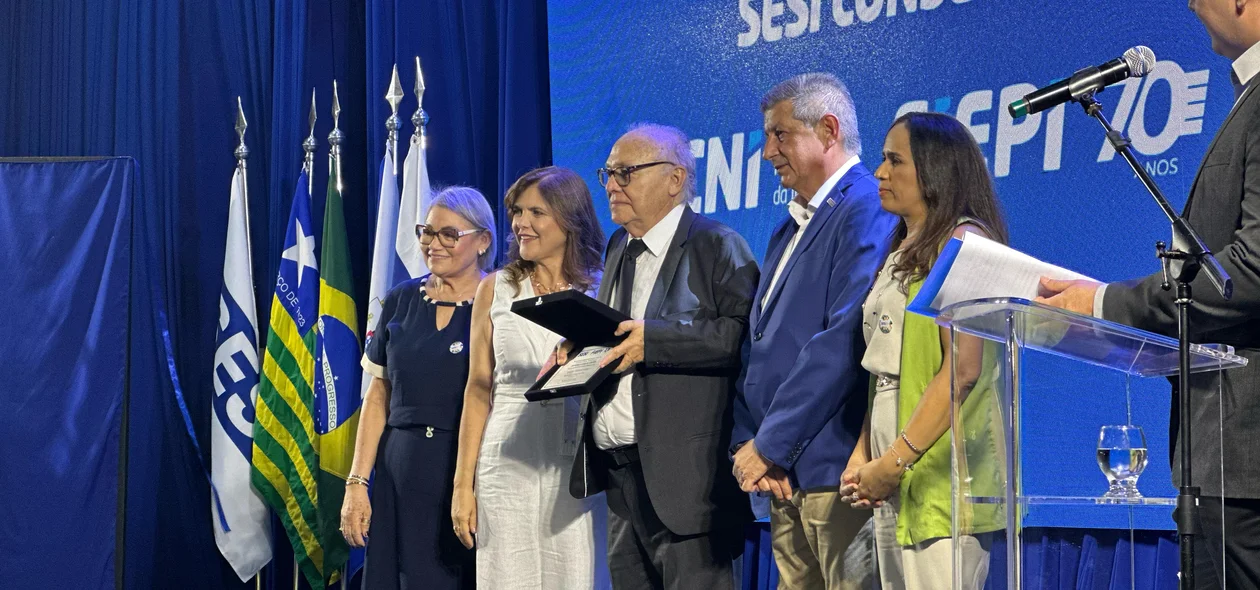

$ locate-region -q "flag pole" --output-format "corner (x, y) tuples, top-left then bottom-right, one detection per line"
(293, 557), (299, 590)
(329, 80), (343, 191)
(385, 65), (403, 174)
(412, 57), (428, 150)
(235, 97), (250, 170)
(235, 97), (256, 277)
(303, 88), (318, 196)
(326, 81), (345, 589)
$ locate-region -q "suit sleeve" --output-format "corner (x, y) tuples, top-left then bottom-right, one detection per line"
(754, 195), (896, 470)
(1102, 117), (1260, 334)
(642, 229), (759, 372)
(730, 337), (756, 455)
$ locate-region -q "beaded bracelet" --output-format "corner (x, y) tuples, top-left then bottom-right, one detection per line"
(900, 431), (924, 455)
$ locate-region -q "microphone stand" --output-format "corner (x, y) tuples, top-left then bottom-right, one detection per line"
(1072, 88), (1232, 590)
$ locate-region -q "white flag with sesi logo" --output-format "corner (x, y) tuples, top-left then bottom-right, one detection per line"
(210, 165), (272, 581)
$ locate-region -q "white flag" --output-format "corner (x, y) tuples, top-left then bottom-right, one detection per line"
(396, 133), (432, 279)
(364, 146), (401, 398)
(210, 166), (272, 581)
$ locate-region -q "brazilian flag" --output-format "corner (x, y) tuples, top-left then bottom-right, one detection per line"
(314, 161), (363, 583)
(251, 171), (327, 588)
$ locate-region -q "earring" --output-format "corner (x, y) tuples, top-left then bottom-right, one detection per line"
(478, 249), (486, 256)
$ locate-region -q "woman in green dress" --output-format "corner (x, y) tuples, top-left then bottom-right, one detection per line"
(840, 111), (1009, 589)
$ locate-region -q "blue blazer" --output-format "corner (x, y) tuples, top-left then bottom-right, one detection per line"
(733, 162), (897, 490)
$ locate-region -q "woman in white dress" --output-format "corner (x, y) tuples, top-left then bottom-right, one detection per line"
(451, 166), (609, 589)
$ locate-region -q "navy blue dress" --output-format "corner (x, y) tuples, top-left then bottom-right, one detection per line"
(361, 276), (474, 590)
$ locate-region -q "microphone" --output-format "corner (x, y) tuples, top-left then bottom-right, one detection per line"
(1008, 46), (1156, 118)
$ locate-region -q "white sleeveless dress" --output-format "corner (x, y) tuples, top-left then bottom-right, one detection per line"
(475, 272), (609, 589)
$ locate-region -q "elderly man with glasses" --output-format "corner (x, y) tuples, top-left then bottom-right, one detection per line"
(560, 122), (758, 589)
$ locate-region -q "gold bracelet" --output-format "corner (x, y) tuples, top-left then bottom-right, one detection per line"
(888, 446), (914, 473)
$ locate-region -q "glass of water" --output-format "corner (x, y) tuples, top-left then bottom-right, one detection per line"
(1097, 425), (1148, 500)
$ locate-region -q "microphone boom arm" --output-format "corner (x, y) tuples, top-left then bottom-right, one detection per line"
(1076, 91), (1232, 298)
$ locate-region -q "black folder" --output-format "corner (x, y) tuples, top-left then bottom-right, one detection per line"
(510, 290), (630, 401)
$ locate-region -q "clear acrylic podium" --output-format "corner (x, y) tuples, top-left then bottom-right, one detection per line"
(935, 298), (1247, 589)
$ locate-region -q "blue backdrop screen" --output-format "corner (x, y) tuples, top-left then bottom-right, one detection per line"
(548, 0), (1231, 530)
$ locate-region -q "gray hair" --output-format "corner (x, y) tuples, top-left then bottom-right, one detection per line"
(761, 73), (862, 155)
(624, 122), (696, 203)
(429, 185), (496, 272)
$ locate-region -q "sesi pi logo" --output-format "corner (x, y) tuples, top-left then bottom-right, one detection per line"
(894, 60), (1209, 178)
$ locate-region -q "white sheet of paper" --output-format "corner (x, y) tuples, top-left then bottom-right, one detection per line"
(929, 232), (1098, 311)
(543, 346), (611, 389)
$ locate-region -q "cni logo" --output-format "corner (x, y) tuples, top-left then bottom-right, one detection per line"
(689, 131), (767, 213)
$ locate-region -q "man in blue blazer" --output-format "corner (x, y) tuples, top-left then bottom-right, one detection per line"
(731, 73), (897, 589)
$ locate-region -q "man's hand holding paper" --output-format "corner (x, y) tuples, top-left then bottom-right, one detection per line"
(908, 232), (1100, 316)
(1036, 277), (1103, 316)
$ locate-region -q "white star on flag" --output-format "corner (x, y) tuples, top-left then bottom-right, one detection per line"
(282, 219), (317, 286)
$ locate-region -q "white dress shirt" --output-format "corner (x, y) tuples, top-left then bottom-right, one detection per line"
(1093, 40), (1260, 318)
(593, 204), (687, 450)
(761, 156), (860, 310)
(1233, 40), (1260, 103)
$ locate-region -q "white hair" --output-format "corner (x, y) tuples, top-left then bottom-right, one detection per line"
(624, 122), (696, 203)
(761, 72), (862, 155)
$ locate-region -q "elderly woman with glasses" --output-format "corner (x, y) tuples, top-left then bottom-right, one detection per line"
(340, 186), (494, 590)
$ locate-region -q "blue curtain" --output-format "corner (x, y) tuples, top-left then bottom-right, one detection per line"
(738, 525), (1179, 590)
(0, 158), (136, 589)
(1012, 528), (1180, 589)
(364, 0), (553, 252)
(1, 3), (274, 588)
(0, 1), (547, 587)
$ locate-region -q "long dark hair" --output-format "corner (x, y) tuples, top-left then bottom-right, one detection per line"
(501, 166), (605, 296)
(887, 112), (1009, 289)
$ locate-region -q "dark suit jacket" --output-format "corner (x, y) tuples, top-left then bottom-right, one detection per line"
(733, 163), (898, 490)
(569, 206), (758, 536)
(1103, 79), (1260, 498)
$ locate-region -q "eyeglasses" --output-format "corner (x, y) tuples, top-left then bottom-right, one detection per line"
(415, 224), (485, 248)
(596, 161), (674, 188)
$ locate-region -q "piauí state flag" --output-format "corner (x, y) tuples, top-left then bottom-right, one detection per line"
(250, 170), (327, 588)
(395, 131), (431, 279)
(211, 165), (272, 581)
(314, 161), (362, 583)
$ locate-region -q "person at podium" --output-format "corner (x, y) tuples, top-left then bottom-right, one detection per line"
(840, 112), (1009, 589)
(1038, 1), (1260, 584)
